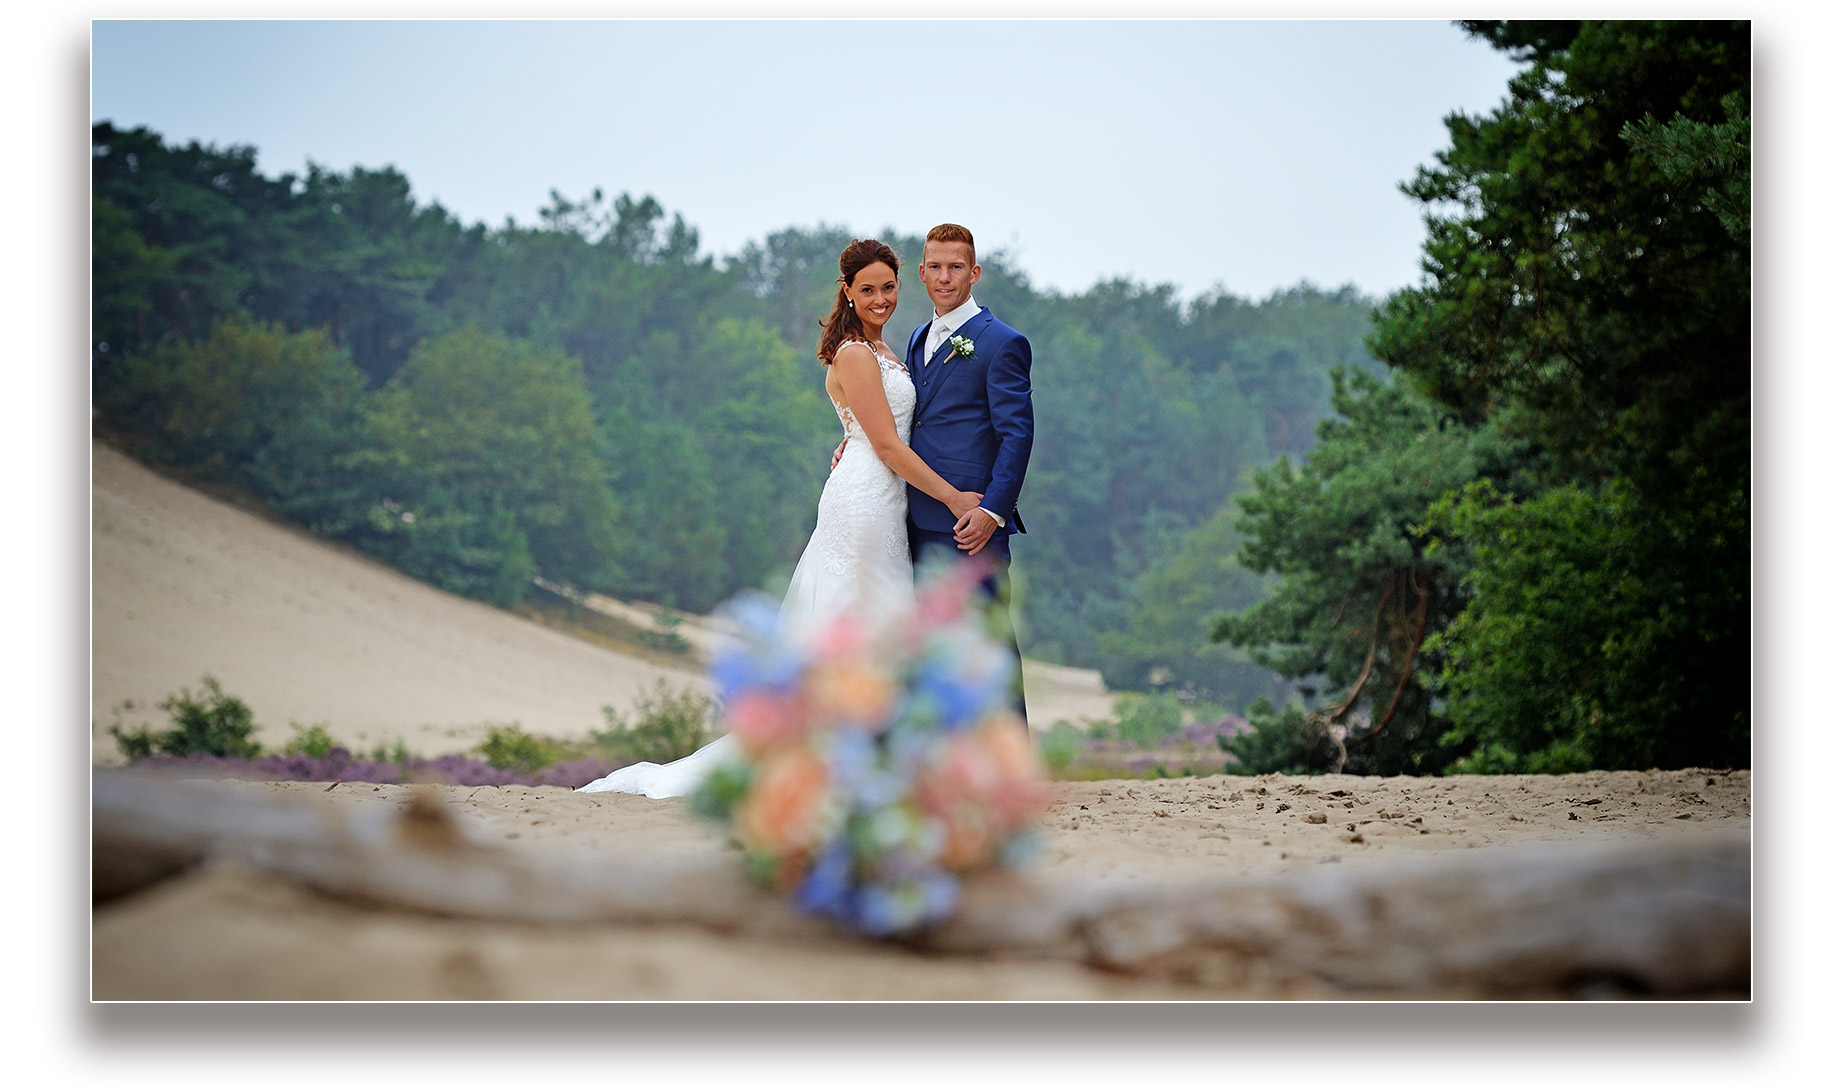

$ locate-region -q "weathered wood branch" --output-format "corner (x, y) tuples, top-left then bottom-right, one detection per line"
(94, 770), (836, 940)
(92, 771), (1750, 996)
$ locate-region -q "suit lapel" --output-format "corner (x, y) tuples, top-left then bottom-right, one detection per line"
(914, 307), (992, 418)
(906, 322), (929, 373)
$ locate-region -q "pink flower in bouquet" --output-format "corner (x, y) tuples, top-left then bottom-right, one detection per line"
(808, 613), (870, 659)
(807, 661), (895, 727)
(930, 804), (996, 871)
(913, 554), (996, 627)
(914, 581), (968, 627)
(971, 713), (1049, 826)
(725, 691), (810, 756)
(913, 718), (1045, 870)
(734, 747), (839, 862)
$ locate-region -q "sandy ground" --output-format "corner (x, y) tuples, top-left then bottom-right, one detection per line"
(90, 442), (1115, 763)
(89, 442), (1751, 1001)
(91, 766), (1750, 1001)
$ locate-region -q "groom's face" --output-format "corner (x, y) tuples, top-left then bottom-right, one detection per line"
(920, 240), (980, 316)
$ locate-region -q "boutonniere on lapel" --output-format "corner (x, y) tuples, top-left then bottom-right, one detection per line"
(947, 334), (976, 359)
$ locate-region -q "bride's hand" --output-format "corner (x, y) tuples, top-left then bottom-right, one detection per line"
(948, 491), (984, 520)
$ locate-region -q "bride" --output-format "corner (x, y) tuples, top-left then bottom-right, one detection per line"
(578, 239), (987, 798)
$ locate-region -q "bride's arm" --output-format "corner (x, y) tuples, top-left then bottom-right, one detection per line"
(832, 345), (982, 519)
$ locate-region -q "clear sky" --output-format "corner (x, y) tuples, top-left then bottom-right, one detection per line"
(91, 18), (1522, 303)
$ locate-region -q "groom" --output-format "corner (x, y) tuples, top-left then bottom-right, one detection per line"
(904, 224), (1035, 724)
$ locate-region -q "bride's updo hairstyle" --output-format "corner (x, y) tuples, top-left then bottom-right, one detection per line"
(817, 238), (901, 364)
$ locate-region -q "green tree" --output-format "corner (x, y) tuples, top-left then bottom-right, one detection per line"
(1620, 89), (1750, 244)
(271, 163), (470, 383)
(354, 327), (621, 601)
(94, 314), (370, 516)
(91, 123), (290, 351)
(1211, 369), (1518, 774)
(1366, 20), (1750, 771)
(91, 197), (177, 366)
(1425, 478), (1748, 773)
(1370, 21), (1748, 497)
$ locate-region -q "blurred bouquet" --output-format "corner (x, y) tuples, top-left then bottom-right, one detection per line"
(691, 561), (1047, 936)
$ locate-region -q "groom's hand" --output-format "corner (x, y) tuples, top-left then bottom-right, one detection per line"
(954, 508), (999, 556)
(830, 436), (848, 473)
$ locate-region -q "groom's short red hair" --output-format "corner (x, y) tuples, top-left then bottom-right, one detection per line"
(925, 223), (976, 262)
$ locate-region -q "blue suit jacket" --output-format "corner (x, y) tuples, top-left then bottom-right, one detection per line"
(904, 305), (1034, 538)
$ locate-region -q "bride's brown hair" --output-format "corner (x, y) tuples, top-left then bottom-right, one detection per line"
(816, 238), (901, 364)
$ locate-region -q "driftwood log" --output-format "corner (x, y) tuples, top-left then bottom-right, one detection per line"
(92, 770), (1749, 996)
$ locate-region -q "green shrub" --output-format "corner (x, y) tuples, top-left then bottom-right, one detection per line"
(1036, 721), (1084, 774)
(640, 610), (693, 653)
(593, 681), (713, 767)
(368, 738), (415, 764)
(1103, 691), (1186, 747)
(1220, 697), (1329, 776)
(474, 723), (573, 772)
(281, 721), (340, 758)
(109, 675), (264, 761)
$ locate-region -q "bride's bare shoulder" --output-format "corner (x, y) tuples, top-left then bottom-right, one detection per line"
(831, 341), (878, 367)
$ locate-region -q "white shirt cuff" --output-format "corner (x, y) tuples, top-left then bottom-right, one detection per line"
(978, 507), (1005, 528)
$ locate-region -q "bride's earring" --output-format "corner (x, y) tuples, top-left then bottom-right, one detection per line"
(848, 301), (855, 308)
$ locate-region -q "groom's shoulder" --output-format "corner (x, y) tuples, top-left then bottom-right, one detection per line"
(982, 310), (1029, 347)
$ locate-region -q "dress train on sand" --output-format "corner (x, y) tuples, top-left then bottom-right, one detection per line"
(577, 342), (916, 799)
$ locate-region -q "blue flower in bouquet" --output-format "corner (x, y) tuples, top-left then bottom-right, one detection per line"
(723, 591), (786, 642)
(796, 838), (857, 918)
(711, 642), (808, 702)
(827, 730), (906, 810)
(710, 593), (808, 700)
(697, 562), (1048, 937)
(852, 875), (958, 936)
(912, 640), (1013, 731)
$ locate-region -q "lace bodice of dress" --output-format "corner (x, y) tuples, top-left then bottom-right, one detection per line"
(831, 341), (914, 444)
(810, 339), (914, 586)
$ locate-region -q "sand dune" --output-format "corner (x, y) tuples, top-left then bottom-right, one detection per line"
(90, 442), (708, 761)
(90, 441), (1116, 762)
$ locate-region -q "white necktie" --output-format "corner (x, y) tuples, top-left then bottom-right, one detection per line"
(926, 320), (949, 365)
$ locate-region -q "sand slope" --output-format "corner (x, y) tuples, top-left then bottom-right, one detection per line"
(90, 442), (708, 760)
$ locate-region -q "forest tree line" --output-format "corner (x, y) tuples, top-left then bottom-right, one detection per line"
(90, 19), (1750, 775)
(90, 117), (1372, 719)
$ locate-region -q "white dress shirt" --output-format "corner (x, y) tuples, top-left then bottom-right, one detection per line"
(924, 295), (983, 365)
(922, 295), (1005, 530)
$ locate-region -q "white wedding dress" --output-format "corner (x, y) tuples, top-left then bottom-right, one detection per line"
(578, 341), (916, 798)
